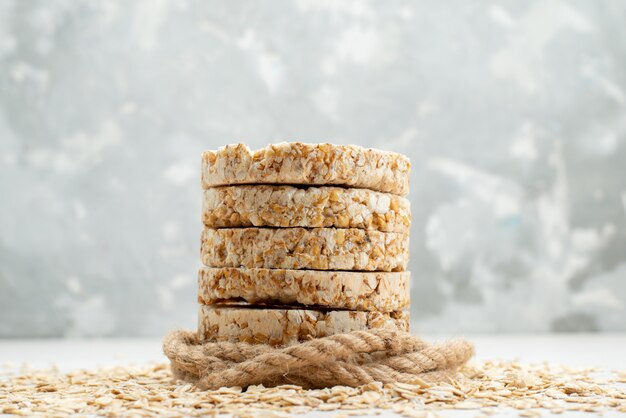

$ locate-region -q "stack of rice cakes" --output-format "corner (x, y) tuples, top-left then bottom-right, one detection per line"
(198, 143), (411, 346)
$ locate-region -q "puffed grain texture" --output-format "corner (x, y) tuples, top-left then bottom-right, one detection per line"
(202, 185), (411, 232)
(198, 267), (410, 312)
(201, 143), (410, 196)
(200, 227), (409, 272)
(197, 305), (409, 345)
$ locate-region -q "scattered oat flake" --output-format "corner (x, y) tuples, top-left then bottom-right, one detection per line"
(0, 361), (625, 417)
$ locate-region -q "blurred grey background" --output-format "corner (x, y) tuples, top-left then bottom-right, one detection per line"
(1, 1), (625, 337)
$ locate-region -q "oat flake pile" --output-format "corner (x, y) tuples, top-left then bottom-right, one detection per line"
(2, 361), (625, 416)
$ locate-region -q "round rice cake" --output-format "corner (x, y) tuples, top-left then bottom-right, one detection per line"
(198, 267), (410, 312)
(197, 304), (409, 345)
(200, 227), (409, 272)
(201, 143), (410, 196)
(202, 185), (411, 232)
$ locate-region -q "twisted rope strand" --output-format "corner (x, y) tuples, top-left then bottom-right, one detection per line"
(163, 329), (431, 375)
(163, 330), (474, 390)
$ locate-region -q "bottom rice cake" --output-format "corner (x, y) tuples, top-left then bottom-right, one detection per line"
(198, 267), (410, 312)
(197, 305), (409, 346)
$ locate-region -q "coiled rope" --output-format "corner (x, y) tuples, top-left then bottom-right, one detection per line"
(163, 329), (474, 389)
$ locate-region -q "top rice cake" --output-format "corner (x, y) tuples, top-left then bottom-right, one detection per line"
(201, 142), (410, 196)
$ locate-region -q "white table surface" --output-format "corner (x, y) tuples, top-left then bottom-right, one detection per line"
(1, 335), (625, 417)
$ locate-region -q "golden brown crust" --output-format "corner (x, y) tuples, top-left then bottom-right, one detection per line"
(198, 267), (410, 312)
(201, 143), (410, 196)
(200, 227), (409, 272)
(202, 185), (411, 232)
